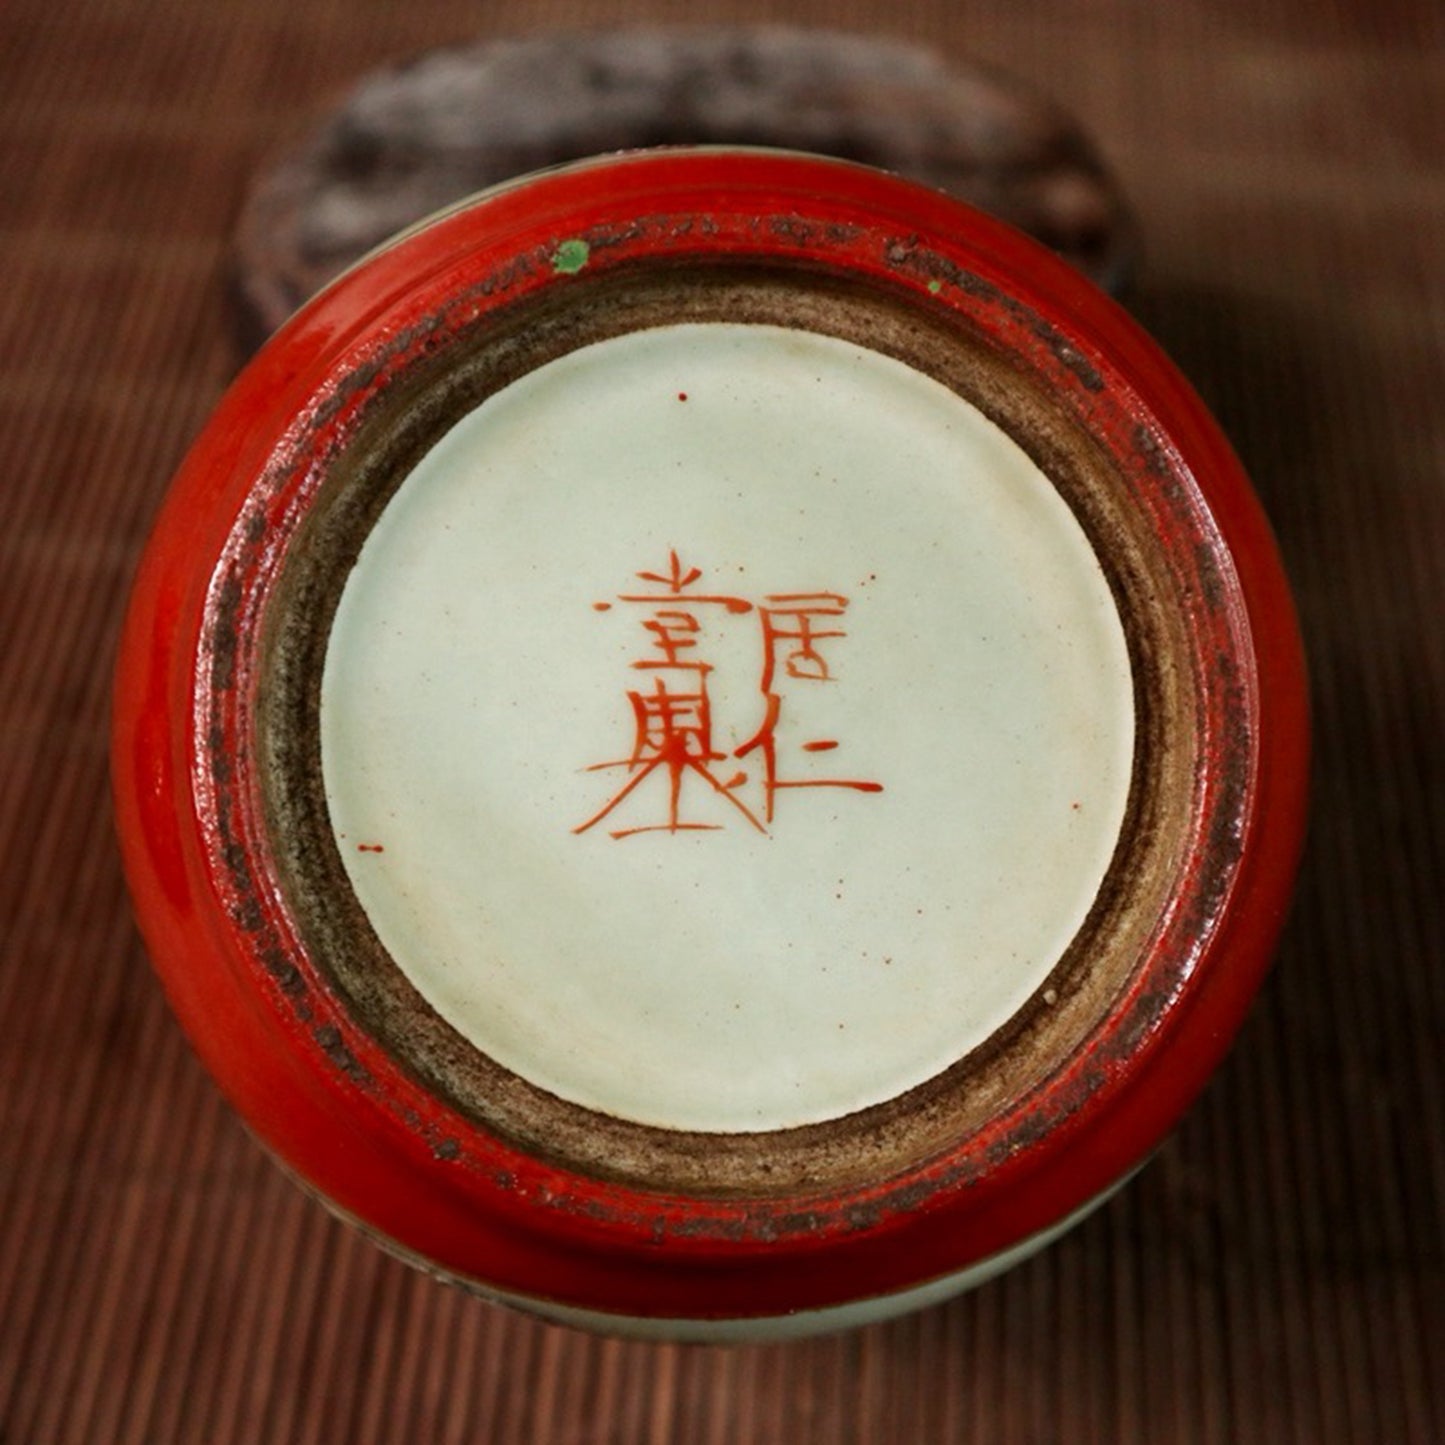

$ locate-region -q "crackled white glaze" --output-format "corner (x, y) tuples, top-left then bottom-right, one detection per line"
(320, 323), (1134, 1133)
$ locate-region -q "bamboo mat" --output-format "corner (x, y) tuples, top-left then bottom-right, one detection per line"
(2, 1), (1442, 1440)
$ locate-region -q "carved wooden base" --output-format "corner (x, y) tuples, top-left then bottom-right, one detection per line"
(232, 27), (1136, 349)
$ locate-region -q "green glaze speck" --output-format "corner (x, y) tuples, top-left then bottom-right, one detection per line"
(553, 239), (591, 274)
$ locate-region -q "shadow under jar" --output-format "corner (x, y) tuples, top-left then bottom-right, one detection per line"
(112, 149), (1307, 1340)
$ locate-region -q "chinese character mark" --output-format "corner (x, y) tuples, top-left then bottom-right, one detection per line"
(575, 552), (883, 839)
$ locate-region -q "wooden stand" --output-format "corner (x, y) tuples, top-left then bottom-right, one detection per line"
(232, 28), (1136, 348)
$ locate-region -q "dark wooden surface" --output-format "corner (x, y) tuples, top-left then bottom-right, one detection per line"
(2, 1), (1442, 1440)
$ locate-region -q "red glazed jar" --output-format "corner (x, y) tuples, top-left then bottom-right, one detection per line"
(113, 149), (1307, 1339)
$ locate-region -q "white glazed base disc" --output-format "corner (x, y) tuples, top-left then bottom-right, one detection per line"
(320, 323), (1134, 1134)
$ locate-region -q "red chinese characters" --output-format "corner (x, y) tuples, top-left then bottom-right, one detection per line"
(576, 552), (883, 838)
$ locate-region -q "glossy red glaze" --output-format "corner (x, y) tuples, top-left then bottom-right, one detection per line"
(112, 150), (1308, 1322)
